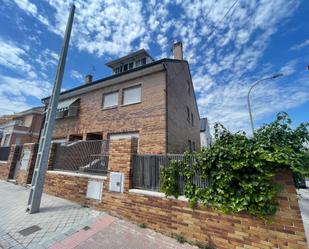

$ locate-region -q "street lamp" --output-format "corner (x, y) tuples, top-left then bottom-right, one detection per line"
(247, 73), (284, 135)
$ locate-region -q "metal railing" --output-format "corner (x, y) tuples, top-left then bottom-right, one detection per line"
(0, 146), (10, 161)
(53, 140), (109, 175)
(79, 154), (109, 174)
(132, 154), (209, 193)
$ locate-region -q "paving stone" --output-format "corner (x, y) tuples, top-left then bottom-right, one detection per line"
(0, 181), (103, 249)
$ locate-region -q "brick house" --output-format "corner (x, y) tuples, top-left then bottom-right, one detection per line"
(43, 42), (200, 153)
(0, 107), (44, 147)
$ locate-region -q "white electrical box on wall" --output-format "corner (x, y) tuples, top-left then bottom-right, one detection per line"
(109, 172), (124, 193)
(86, 179), (103, 201)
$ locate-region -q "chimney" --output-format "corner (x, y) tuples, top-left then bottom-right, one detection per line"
(85, 74), (93, 84)
(173, 42), (183, 60)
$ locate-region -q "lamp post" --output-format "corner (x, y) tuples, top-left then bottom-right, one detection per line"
(247, 73), (284, 135)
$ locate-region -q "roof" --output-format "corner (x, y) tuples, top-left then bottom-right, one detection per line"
(200, 117), (208, 132)
(14, 106), (44, 117)
(42, 58), (182, 102)
(105, 49), (154, 68)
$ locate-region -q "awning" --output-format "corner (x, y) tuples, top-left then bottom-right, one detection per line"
(57, 98), (79, 112)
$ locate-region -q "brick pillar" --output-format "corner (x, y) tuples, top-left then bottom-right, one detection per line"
(48, 143), (59, 170)
(108, 138), (138, 192)
(7, 145), (23, 180)
(15, 143), (39, 185)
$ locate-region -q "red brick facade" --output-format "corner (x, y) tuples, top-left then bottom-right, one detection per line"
(48, 60), (200, 154)
(44, 138), (308, 249)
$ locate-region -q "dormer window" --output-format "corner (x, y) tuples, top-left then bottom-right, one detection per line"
(123, 64), (128, 72)
(106, 49), (154, 75)
(135, 60), (141, 67)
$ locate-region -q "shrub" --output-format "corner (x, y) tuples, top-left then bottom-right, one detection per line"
(161, 112), (309, 218)
(138, 223), (147, 229)
(174, 234), (187, 244)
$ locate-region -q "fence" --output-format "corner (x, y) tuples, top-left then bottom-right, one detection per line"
(132, 154), (209, 193)
(0, 146), (10, 161)
(53, 140), (109, 174)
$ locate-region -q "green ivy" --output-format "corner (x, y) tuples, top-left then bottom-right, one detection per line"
(160, 112), (309, 218)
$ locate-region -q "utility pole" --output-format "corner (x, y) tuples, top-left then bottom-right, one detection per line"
(27, 4), (75, 214)
(247, 73), (283, 135)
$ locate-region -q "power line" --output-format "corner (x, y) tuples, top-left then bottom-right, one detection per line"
(207, 0), (240, 38)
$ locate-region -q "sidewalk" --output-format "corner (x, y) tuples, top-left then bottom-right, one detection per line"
(298, 188), (309, 244)
(0, 181), (196, 249)
(0, 181), (103, 249)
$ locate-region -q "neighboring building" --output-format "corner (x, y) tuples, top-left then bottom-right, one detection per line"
(200, 117), (212, 148)
(43, 42), (200, 153)
(0, 107), (44, 147)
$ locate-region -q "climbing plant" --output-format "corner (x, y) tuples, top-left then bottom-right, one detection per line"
(160, 112), (309, 218)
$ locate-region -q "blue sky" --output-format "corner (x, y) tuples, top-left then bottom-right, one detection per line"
(0, 0), (308, 134)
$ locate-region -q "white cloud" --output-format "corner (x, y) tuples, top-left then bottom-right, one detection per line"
(0, 39), (37, 78)
(70, 70), (83, 81)
(0, 75), (51, 115)
(0, 37), (52, 115)
(290, 39), (309, 51)
(3, 0), (308, 132)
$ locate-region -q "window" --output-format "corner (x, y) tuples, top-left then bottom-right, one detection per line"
(191, 112), (194, 126)
(188, 139), (192, 151)
(187, 80), (191, 95)
(141, 57), (146, 65)
(109, 132), (139, 140)
(123, 64), (128, 71)
(3, 134), (10, 146)
(186, 106), (190, 121)
(122, 85), (141, 105)
(135, 60), (141, 67)
(128, 62), (134, 69)
(103, 92), (118, 108)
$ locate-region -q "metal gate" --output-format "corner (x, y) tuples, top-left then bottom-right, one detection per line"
(53, 140), (109, 175)
(132, 154), (209, 193)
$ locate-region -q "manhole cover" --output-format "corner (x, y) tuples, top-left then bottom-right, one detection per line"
(18, 225), (42, 236)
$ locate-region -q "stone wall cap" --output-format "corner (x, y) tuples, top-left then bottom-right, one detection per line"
(129, 189), (188, 202)
(47, 170), (107, 180)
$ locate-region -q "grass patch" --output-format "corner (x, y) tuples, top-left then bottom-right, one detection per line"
(195, 241), (216, 249)
(138, 223), (147, 229)
(174, 234), (187, 244)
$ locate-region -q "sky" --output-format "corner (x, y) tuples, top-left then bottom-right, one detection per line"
(0, 0), (308, 134)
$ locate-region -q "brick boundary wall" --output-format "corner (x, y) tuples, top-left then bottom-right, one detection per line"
(0, 162), (9, 180)
(15, 143), (39, 186)
(44, 138), (308, 249)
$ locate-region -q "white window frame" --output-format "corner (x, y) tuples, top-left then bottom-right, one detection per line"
(103, 91), (119, 109)
(122, 85), (141, 106)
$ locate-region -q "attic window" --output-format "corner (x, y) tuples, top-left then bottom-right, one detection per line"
(123, 64), (128, 71)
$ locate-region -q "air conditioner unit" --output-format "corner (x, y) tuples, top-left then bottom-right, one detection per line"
(109, 172), (124, 193)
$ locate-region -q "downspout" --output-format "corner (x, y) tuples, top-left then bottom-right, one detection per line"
(162, 63), (168, 154)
